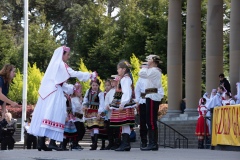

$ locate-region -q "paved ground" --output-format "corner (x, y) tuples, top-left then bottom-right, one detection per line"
(0, 148), (239, 160)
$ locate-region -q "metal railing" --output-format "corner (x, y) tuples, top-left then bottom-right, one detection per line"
(158, 121), (188, 148)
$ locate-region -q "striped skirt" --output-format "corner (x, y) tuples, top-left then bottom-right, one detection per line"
(85, 109), (105, 129)
(110, 108), (135, 127)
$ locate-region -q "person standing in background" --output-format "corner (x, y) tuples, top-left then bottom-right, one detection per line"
(0, 64), (19, 120)
(219, 73), (231, 93)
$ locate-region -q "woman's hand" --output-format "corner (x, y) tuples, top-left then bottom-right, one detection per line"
(91, 71), (98, 81)
(97, 114), (101, 120)
(11, 102), (20, 108)
(106, 105), (110, 110)
(119, 106), (124, 111)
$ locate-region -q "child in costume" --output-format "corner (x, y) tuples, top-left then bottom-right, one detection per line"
(109, 60), (136, 151)
(83, 79), (105, 150)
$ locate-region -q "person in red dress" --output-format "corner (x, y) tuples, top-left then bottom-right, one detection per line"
(195, 98), (209, 149)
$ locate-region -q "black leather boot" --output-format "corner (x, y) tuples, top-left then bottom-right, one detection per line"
(111, 138), (121, 150)
(115, 133), (131, 151)
(37, 137), (52, 151)
(105, 134), (114, 150)
(200, 139), (204, 149)
(90, 134), (98, 150)
(141, 130), (158, 151)
(90, 136), (94, 147)
(140, 135), (148, 150)
(100, 140), (105, 150)
(59, 139), (68, 151)
(48, 139), (63, 151)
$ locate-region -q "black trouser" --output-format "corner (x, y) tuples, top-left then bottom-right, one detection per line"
(74, 121), (86, 141)
(139, 103), (148, 141)
(146, 98), (160, 131)
(26, 133), (37, 149)
(1, 136), (15, 150)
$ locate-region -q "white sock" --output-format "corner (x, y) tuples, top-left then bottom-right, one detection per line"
(122, 125), (131, 135)
(93, 128), (99, 134)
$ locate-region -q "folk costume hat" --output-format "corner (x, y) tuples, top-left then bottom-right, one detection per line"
(110, 75), (120, 81)
(38, 46), (71, 99)
(141, 62), (148, 65)
(146, 55), (162, 63)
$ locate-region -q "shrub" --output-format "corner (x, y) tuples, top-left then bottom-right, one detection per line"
(0, 105), (35, 119)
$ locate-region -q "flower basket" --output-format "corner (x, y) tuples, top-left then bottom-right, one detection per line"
(0, 105), (35, 119)
(158, 103), (168, 120)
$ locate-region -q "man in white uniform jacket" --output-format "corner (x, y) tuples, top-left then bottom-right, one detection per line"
(138, 55), (163, 151)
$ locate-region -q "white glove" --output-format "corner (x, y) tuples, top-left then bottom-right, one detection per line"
(91, 71), (98, 81)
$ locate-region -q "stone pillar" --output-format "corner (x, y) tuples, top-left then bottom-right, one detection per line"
(167, 0), (182, 115)
(206, 0), (223, 93)
(229, 0), (240, 96)
(185, 0), (201, 115)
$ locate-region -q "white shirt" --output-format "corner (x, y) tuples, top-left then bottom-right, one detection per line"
(83, 89), (105, 113)
(119, 76), (132, 108)
(104, 88), (116, 118)
(138, 67), (163, 101)
(71, 97), (84, 122)
(222, 98), (235, 106)
(207, 93), (223, 110)
(24, 122), (30, 131)
(135, 77), (164, 104)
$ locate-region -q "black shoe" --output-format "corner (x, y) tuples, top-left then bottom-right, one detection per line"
(59, 139), (68, 151)
(37, 137), (52, 151)
(48, 139), (63, 151)
(104, 135), (114, 150)
(141, 130), (158, 151)
(140, 136), (148, 150)
(140, 142), (147, 150)
(105, 142), (113, 150)
(115, 133), (131, 151)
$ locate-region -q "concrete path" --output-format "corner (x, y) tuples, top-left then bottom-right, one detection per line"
(0, 148), (239, 160)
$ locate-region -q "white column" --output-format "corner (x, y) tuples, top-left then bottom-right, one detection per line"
(206, 0), (223, 93)
(167, 0), (182, 114)
(185, 0), (202, 116)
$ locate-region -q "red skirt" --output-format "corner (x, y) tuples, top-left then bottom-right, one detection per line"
(195, 116), (209, 136)
(110, 108), (135, 127)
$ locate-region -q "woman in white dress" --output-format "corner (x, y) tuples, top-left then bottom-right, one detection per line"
(28, 46), (97, 151)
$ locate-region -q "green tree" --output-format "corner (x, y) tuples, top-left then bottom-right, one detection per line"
(78, 58), (105, 94)
(78, 59), (91, 94)
(8, 63), (44, 104)
(28, 14), (60, 72)
(162, 74), (168, 103)
(130, 53), (141, 86)
(8, 69), (23, 103)
(0, 20), (18, 68)
(27, 63), (44, 104)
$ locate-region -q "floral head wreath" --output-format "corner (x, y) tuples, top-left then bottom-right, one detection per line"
(63, 45), (70, 53)
(74, 82), (82, 93)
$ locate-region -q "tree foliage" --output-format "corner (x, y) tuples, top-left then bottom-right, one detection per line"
(8, 63), (44, 104)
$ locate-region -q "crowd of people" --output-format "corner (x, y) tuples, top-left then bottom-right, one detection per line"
(195, 73), (239, 149)
(0, 46), (164, 151)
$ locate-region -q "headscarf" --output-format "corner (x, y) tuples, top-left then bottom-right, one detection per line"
(38, 46), (71, 99)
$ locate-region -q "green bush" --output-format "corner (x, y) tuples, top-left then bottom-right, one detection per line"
(8, 63), (43, 104)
